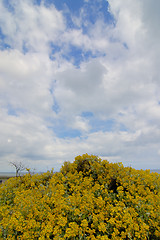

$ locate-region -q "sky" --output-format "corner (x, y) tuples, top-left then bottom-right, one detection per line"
(0, 0), (160, 172)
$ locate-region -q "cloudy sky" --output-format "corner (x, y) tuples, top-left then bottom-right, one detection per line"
(0, 0), (160, 172)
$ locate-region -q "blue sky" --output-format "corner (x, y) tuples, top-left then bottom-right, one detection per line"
(0, 0), (160, 172)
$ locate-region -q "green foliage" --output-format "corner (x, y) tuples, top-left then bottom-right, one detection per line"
(0, 154), (160, 239)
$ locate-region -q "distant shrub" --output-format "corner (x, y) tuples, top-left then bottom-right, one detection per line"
(0, 154), (160, 239)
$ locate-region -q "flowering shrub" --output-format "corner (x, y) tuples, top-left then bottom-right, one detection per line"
(0, 154), (160, 239)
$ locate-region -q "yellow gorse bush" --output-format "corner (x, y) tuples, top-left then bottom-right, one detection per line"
(0, 154), (160, 239)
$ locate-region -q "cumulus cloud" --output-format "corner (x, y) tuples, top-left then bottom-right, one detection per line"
(0, 0), (65, 52)
(54, 59), (107, 117)
(0, 0), (160, 171)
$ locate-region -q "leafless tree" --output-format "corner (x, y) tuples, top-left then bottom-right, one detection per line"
(9, 161), (26, 177)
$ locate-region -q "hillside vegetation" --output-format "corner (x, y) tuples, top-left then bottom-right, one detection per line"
(0, 154), (160, 239)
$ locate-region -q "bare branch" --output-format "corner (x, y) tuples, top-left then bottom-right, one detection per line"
(9, 161), (26, 177)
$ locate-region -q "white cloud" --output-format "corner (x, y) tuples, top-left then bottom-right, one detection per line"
(0, 0), (160, 171)
(0, 0), (65, 52)
(69, 116), (90, 133)
(0, 50), (55, 118)
(108, 0), (144, 48)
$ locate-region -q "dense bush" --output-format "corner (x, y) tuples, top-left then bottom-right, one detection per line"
(0, 154), (160, 239)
